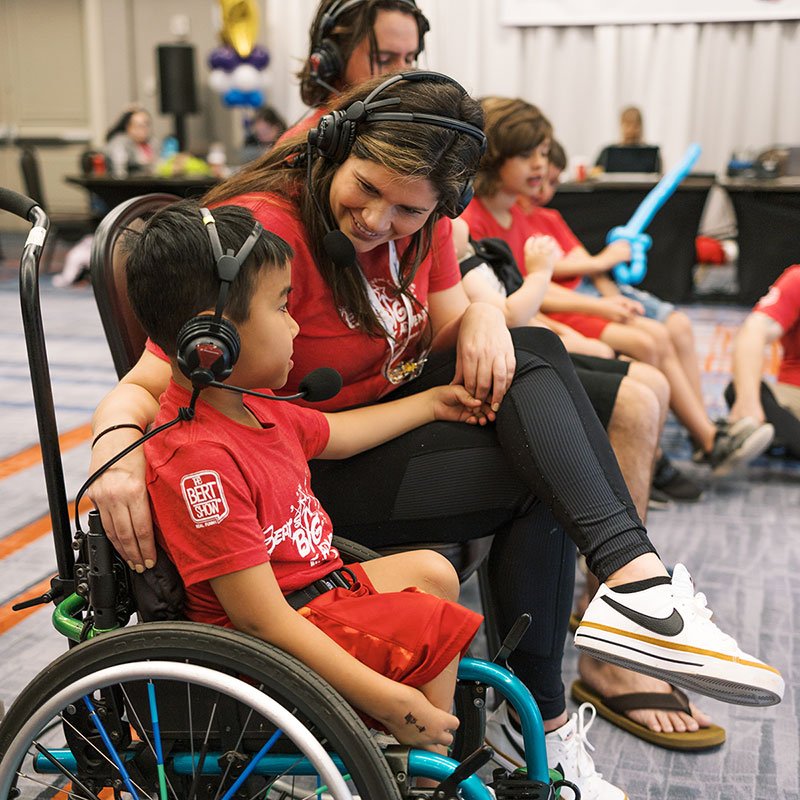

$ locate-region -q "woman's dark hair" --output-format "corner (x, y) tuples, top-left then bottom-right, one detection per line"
(125, 200), (293, 353)
(105, 107), (150, 142)
(474, 97), (552, 197)
(298, 0), (426, 107)
(203, 72), (484, 340)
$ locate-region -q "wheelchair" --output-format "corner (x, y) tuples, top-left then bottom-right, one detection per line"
(0, 187), (579, 800)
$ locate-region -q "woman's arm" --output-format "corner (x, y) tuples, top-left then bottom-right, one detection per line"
(427, 283), (515, 411)
(87, 349), (171, 570)
(211, 562), (459, 748)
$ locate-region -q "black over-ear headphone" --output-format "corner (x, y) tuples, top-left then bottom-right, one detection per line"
(309, 0), (430, 93)
(308, 70), (487, 218)
(176, 208), (263, 388)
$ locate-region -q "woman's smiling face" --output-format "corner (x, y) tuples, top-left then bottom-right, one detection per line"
(328, 156), (439, 253)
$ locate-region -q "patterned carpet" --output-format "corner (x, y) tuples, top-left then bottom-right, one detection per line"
(0, 232), (797, 798)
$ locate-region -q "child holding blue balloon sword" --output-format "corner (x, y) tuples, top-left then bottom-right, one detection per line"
(518, 138), (774, 478)
(457, 96), (771, 478)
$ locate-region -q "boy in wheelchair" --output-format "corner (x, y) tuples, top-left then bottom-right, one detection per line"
(123, 199), (491, 762)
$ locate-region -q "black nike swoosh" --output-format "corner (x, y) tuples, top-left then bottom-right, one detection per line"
(601, 596), (685, 636)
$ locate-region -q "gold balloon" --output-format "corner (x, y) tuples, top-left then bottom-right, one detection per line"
(218, 0), (260, 58)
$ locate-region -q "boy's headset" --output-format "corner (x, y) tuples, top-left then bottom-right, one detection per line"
(308, 70), (487, 220)
(309, 0), (430, 93)
(176, 208), (263, 388)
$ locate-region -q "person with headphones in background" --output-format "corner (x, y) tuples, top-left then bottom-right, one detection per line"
(89, 72), (783, 800)
(283, 0), (429, 139)
(122, 198), (486, 765)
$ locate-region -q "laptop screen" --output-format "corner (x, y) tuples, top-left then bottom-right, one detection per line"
(603, 145), (661, 173)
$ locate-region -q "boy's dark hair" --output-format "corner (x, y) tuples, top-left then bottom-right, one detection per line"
(125, 200), (293, 354)
(548, 139), (567, 171)
(474, 97), (552, 198)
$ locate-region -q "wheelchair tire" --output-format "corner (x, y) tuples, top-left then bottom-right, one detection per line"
(0, 621), (402, 800)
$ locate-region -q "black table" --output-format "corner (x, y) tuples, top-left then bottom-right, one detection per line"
(549, 175), (715, 303)
(66, 175), (219, 210)
(718, 177), (800, 306)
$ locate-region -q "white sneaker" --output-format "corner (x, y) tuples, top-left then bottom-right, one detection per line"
(546, 704), (627, 800)
(485, 701), (627, 799)
(574, 564), (784, 706)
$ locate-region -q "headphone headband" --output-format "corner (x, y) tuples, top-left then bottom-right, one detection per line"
(317, 0), (428, 42)
(308, 70), (486, 217)
(176, 209), (263, 387)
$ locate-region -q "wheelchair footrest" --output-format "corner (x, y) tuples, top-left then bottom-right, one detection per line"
(489, 767), (565, 799)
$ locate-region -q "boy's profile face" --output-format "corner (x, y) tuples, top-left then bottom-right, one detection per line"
(497, 139), (550, 198)
(230, 260), (299, 390)
(531, 163), (562, 207)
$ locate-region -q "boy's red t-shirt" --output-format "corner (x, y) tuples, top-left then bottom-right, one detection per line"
(753, 264), (800, 387)
(461, 196), (531, 275)
(522, 206), (582, 289)
(145, 380), (340, 627)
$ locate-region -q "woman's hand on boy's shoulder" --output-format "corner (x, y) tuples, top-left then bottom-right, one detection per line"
(377, 684), (460, 748)
(431, 385), (494, 426)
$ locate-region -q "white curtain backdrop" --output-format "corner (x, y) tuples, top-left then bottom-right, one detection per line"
(264, 0), (800, 176)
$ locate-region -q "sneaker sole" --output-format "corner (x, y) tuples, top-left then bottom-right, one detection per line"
(712, 423), (774, 476)
(574, 624), (783, 707)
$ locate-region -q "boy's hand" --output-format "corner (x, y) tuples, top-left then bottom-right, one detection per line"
(603, 238), (632, 266)
(380, 684), (460, 748)
(431, 385), (494, 425)
(596, 295), (643, 322)
(523, 235), (557, 277)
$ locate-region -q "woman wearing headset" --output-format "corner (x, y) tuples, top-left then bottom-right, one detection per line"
(89, 73), (782, 799)
(284, 0), (428, 139)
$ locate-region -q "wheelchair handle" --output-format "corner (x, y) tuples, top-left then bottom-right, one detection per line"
(0, 186), (39, 221)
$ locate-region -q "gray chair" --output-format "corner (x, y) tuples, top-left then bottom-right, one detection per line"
(19, 145), (101, 270)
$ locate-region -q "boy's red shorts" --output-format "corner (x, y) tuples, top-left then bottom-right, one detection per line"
(299, 562), (483, 689)
(545, 311), (610, 339)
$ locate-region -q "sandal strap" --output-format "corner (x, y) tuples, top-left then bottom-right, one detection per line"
(605, 686), (691, 714)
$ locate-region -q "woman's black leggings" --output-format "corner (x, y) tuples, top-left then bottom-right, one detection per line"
(310, 326), (655, 719)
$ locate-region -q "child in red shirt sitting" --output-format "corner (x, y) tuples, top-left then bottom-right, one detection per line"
(124, 199), (486, 758)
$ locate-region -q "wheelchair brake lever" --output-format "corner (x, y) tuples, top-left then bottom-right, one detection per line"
(491, 613), (532, 668)
(12, 576), (66, 611)
(430, 745), (494, 799)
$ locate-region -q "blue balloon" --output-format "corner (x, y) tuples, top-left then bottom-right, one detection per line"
(223, 88), (247, 106)
(246, 45), (270, 70)
(608, 143), (702, 284)
(223, 88), (264, 108)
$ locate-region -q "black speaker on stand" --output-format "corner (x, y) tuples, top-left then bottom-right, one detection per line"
(157, 44), (198, 151)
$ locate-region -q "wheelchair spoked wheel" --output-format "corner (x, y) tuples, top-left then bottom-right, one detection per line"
(0, 622), (402, 800)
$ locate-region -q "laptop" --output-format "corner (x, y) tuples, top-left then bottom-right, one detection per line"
(603, 145), (661, 173)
